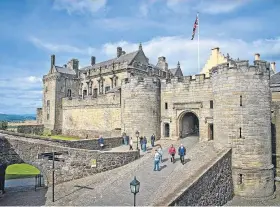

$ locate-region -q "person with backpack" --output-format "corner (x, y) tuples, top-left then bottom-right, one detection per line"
(178, 144), (186, 165)
(168, 144), (176, 163)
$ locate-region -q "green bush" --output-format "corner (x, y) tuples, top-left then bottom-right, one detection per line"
(0, 121), (8, 130)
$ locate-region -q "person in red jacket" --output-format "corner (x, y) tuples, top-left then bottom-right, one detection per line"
(168, 144), (176, 163)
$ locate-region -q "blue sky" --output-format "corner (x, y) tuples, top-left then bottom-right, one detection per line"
(0, 0), (279, 114)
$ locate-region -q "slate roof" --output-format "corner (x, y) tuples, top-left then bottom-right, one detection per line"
(271, 72), (280, 84)
(169, 68), (177, 75)
(55, 66), (76, 75)
(80, 50), (139, 71)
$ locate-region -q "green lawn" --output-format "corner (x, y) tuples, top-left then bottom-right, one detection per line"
(41, 134), (80, 141)
(5, 164), (40, 180)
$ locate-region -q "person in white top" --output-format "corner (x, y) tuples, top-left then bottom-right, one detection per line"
(154, 149), (160, 171)
(129, 137), (133, 150)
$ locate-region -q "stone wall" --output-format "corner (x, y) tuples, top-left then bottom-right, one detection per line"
(169, 149), (233, 206)
(161, 74), (213, 141)
(0, 133), (139, 186)
(36, 108), (43, 124)
(17, 125), (44, 135)
(0, 130), (123, 150)
(62, 91), (121, 138)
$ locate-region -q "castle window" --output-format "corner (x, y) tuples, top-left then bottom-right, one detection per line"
(239, 127), (242, 138)
(105, 86), (110, 93)
(45, 86), (48, 93)
(240, 95), (242, 106)
(165, 102), (168, 110)
(67, 89), (72, 97)
(238, 174), (243, 184)
(83, 90), (87, 98)
(210, 100), (213, 109)
(47, 100), (50, 120)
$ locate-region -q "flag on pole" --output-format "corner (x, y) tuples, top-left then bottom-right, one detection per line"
(191, 13), (199, 40)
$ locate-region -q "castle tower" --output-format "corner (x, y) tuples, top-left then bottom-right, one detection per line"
(211, 55), (274, 198)
(42, 55), (78, 134)
(121, 77), (161, 139)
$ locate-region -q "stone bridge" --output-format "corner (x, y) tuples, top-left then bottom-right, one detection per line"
(0, 132), (139, 186)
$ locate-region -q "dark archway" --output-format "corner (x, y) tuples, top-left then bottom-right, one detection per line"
(164, 123), (170, 137)
(179, 112), (199, 138)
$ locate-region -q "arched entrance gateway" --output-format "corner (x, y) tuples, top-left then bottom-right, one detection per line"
(179, 112), (199, 138)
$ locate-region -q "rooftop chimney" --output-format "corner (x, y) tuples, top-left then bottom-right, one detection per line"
(117, 47), (122, 58)
(51, 54), (55, 67)
(255, 53), (260, 61)
(271, 62), (276, 73)
(211, 47), (220, 56)
(91, 56), (96, 66)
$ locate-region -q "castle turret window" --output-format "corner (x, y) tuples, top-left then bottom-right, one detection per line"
(240, 95), (242, 106)
(210, 100), (213, 109)
(165, 102), (168, 110)
(47, 100), (50, 120)
(67, 89), (72, 97)
(238, 174), (243, 184)
(239, 127), (242, 138)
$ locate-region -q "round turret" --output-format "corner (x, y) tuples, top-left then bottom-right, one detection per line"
(121, 77), (161, 140)
(211, 59), (274, 198)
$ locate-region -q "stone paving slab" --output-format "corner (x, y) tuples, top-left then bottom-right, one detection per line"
(44, 136), (199, 206)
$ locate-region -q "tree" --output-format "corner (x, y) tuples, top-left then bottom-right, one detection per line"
(0, 121), (8, 130)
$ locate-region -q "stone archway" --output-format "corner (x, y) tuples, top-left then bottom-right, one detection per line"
(178, 111), (199, 138)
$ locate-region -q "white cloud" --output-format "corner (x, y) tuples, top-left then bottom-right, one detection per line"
(26, 76), (42, 83)
(195, 0), (249, 14)
(53, 0), (107, 14)
(100, 36), (280, 75)
(139, 3), (149, 17)
(29, 37), (96, 54)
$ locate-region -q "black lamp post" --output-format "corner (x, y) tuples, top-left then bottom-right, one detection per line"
(135, 131), (139, 150)
(130, 176), (140, 206)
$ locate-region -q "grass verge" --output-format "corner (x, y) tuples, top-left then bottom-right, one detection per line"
(5, 164), (40, 180)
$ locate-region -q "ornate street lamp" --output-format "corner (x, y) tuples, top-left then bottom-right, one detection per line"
(130, 176), (140, 206)
(135, 130), (140, 150)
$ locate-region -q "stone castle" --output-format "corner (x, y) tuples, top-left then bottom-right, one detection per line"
(37, 44), (280, 199)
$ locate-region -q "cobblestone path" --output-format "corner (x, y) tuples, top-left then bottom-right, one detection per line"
(43, 136), (199, 206)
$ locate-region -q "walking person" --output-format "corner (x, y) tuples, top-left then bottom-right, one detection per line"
(122, 133), (127, 145)
(168, 144), (176, 163)
(140, 136), (143, 150)
(154, 149), (160, 171)
(158, 145), (163, 163)
(129, 137), (133, 150)
(151, 133), (155, 147)
(0, 163), (7, 195)
(142, 136), (147, 152)
(98, 135), (105, 150)
(178, 144), (186, 165)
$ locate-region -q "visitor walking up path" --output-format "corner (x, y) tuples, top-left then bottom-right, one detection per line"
(44, 136), (199, 206)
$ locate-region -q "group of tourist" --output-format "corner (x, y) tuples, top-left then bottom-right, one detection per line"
(153, 143), (186, 171)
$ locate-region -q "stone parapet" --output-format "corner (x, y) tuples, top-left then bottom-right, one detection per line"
(17, 125), (44, 135)
(0, 133), (139, 186)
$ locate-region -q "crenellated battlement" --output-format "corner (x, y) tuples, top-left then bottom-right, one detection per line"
(161, 72), (211, 91)
(122, 76), (160, 89)
(211, 59), (271, 77)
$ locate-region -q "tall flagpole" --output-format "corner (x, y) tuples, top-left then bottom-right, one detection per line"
(197, 12), (200, 74)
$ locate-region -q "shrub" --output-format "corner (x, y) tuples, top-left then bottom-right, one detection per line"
(0, 121), (8, 130)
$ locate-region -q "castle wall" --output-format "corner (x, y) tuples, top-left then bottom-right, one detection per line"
(161, 75), (213, 141)
(212, 60), (274, 198)
(36, 108), (42, 124)
(121, 77), (161, 139)
(62, 92), (121, 138)
(42, 73), (78, 134)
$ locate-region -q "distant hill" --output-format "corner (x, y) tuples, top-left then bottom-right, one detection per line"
(0, 114), (36, 122)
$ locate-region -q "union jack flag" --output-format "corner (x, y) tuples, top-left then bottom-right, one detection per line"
(191, 13), (199, 40)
